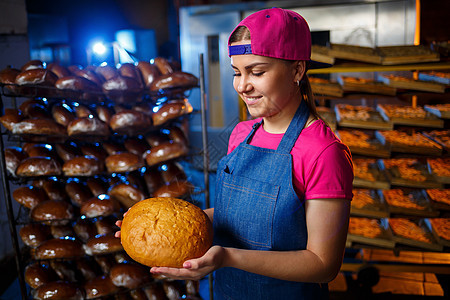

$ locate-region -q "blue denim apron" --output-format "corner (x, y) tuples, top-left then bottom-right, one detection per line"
(213, 100), (328, 299)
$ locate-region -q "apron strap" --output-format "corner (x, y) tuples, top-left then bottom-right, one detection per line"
(276, 100), (310, 153)
(245, 120), (263, 144)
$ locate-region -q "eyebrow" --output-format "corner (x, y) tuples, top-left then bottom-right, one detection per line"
(231, 62), (270, 70)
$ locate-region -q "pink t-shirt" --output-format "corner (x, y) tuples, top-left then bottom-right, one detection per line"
(227, 118), (354, 200)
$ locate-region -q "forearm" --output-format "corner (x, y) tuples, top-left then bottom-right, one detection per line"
(222, 247), (341, 283)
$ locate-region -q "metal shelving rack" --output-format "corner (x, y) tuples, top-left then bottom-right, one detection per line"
(0, 54), (211, 300)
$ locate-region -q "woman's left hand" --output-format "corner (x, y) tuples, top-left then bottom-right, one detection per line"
(150, 245), (225, 281)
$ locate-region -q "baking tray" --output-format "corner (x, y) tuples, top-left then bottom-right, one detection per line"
(347, 217), (395, 249)
(376, 104), (444, 128)
(353, 158), (390, 190)
(337, 129), (391, 158)
(337, 76), (397, 96)
(425, 189), (450, 211)
(427, 158), (450, 184)
(375, 130), (443, 156)
(335, 104), (393, 131)
(380, 188), (439, 218)
(351, 188), (389, 218)
(422, 130), (450, 152)
(310, 77), (343, 98)
(425, 218), (450, 248)
(378, 158), (443, 189)
(388, 218), (443, 251)
(424, 104), (450, 119)
(378, 74), (447, 93)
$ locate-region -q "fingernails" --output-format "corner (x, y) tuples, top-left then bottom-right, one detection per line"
(183, 262), (192, 268)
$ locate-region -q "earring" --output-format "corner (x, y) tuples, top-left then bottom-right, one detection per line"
(296, 80), (300, 86)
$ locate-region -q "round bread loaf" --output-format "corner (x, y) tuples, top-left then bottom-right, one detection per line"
(109, 110), (152, 135)
(152, 100), (193, 126)
(19, 223), (51, 248)
(4, 146), (27, 175)
(11, 118), (67, 136)
(153, 181), (193, 198)
(16, 156), (62, 177)
(120, 197), (213, 267)
(144, 141), (188, 167)
(47, 63), (71, 79)
(0, 109), (23, 131)
(12, 186), (48, 209)
(50, 224), (76, 239)
(105, 152), (144, 173)
(31, 200), (74, 225)
(73, 219), (97, 242)
(80, 195), (119, 218)
(109, 263), (151, 289)
(84, 275), (119, 299)
(67, 117), (110, 137)
(55, 142), (81, 163)
(41, 180), (68, 201)
(86, 177), (109, 196)
(149, 71), (198, 91)
(24, 262), (56, 289)
(63, 155), (104, 176)
(35, 238), (84, 259)
(137, 61), (160, 87)
(32, 281), (84, 300)
(153, 57), (173, 75)
(21, 60), (44, 71)
(95, 64), (118, 81)
(84, 234), (123, 255)
(80, 144), (108, 161)
(0, 66), (20, 84)
(108, 182), (145, 208)
(52, 103), (75, 127)
(65, 181), (93, 206)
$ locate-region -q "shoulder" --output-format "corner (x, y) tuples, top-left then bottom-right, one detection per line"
(228, 118), (262, 154)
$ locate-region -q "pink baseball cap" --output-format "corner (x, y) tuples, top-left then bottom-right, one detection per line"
(228, 7), (330, 69)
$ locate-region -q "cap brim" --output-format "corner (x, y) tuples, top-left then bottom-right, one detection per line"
(309, 60), (333, 70)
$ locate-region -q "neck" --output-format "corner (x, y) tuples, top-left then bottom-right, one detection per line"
(262, 99), (301, 134)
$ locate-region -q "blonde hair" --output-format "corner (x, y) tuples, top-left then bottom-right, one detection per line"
(229, 26), (323, 122)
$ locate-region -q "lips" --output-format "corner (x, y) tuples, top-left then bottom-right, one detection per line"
(243, 95), (262, 105)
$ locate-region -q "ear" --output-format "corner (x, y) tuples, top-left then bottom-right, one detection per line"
(293, 61), (307, 82)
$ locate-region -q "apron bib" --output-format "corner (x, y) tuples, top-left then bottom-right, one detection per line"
(213, 100), (328, 300)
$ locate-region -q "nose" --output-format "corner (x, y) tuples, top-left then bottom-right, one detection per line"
(235, 74), (252, 94)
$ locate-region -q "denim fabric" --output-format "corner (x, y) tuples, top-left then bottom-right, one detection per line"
(213, 101), (329, 299)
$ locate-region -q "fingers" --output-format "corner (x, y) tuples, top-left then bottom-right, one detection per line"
(115, 220), (122, 227)
(114, 231), (121, 238)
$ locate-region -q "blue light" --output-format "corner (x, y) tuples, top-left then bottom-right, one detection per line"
(93, 42), (107, 55)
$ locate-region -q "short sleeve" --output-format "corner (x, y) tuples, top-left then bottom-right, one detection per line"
(304, 142), (353, 200)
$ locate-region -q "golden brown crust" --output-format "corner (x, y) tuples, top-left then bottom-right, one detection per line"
(152, 100), (193, 126)
(137, 61), (160, 87)
(153, 181), (193, 198)
(52, 103), (76, 127)
(105, 152), (144, 173)
(5, 146), (28, 175)
(47, 63), (71, 79)
(149, 71), (198, 91)
(19, 223), (51, 248)
(21, 60), (44, 71)
(108, 183), (145, 208)
(109, 110), (152, 135)
(62, 155), (104, 176)
(65, 181), (93, 206)
(32, 281), (84, 300)
(67, 117), (110, 137)
(144, 141), (189, 167)
(0, 109), (23, 131)
(35, 238), (84, 259)
(153, 57), (174, 75)
(84, 234), (123, 255)
(80, 195), (119, 218)
(12, 118), (67, 136)
(109, 263), (151, 289)
(121, 197), (213, 267)
(12, 186), (48, 209)
(16, 156), (62, 177)
(84, 275), (119, 299)
(31, 200), (74, 224)
(24, 262), (56, 289)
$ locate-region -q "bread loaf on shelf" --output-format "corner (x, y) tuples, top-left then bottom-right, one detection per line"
(109, 263), (151, 289)
(35, 238), (85, 259)
(16, 156), (62, 177)
(84, 275), (120, 299)
(24, 262), (57, 289)
(31, 200), (74, 225)
(32, 281), (84, 300)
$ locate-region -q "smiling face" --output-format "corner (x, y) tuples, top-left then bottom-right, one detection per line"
(231, 40), (305, 124)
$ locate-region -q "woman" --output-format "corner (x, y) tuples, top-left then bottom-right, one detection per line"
(118, 7), (353, 300)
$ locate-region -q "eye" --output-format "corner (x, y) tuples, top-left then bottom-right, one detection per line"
(232, 73), (241, 77)
(252, 71), (264, 76)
